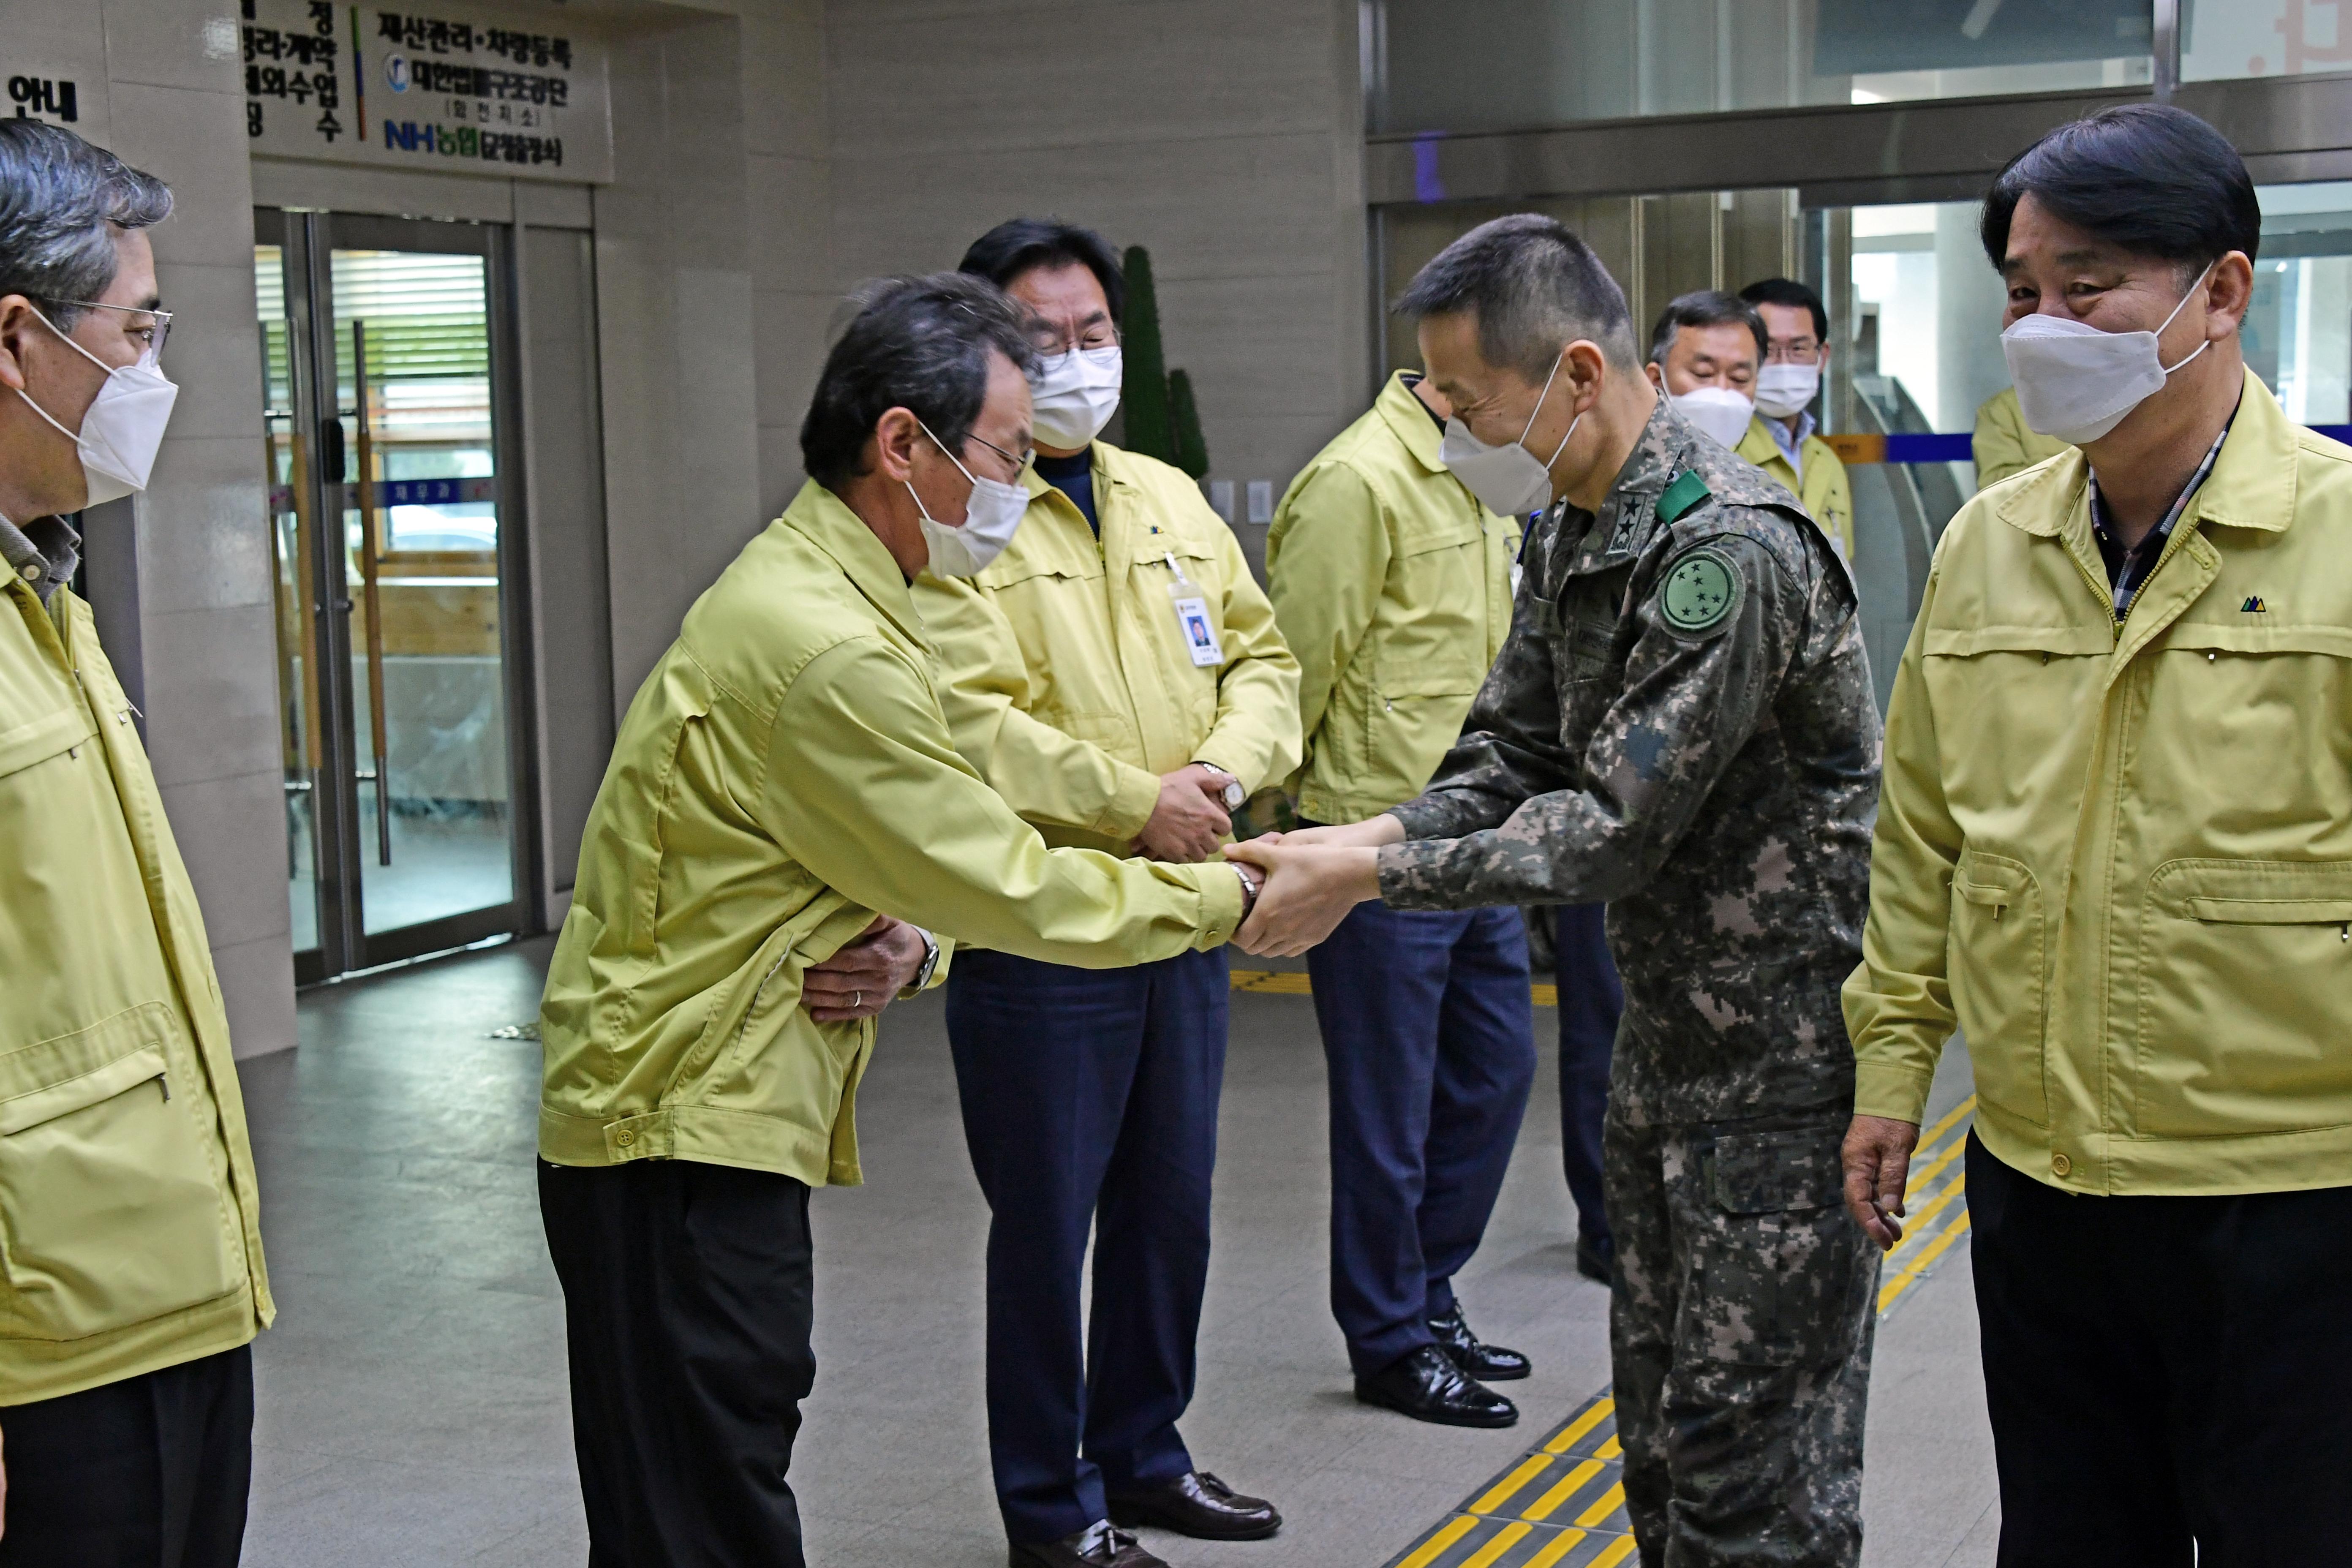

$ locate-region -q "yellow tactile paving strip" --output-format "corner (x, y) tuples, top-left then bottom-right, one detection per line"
(1380, 1101), (1979, 1566)
(1383, 1394), (1637, 1568)
(1875, 1095), (1977, 1316)
(1229, 970), (1560, 1008)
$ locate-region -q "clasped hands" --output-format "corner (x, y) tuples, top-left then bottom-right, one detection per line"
(1220, 815), (1401, 957)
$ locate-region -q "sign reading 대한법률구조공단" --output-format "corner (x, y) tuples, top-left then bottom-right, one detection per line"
(240, 0), (612, 183)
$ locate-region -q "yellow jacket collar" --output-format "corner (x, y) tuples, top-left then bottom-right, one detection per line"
(784, 479), (928, 644)
(1021, 441), (1142, 504)
(1374, 370), (1449, 476)
(1995, 367), (2293, 540)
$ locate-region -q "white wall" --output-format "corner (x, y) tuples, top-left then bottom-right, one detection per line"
(8, 0), (299, 1056)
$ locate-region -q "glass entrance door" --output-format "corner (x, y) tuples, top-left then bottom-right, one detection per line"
(257, 210), (526, 982)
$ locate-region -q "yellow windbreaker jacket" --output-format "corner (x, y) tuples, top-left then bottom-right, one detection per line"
(912, 441), (1300, 856)
(1739, 414), (1854, 561)
(1846, 370), (2352, 1196)
(540, 482), (1242, 1189)
(1, 580), (270, 1405)
(1266, 373), (1519, 823)
(1971, 387), (2072, 491)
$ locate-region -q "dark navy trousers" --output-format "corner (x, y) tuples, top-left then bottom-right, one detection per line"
(1553, 902), (1623, 1252)
(1307, 901), (1536, 1376)
(945, 945), (1229, 1546)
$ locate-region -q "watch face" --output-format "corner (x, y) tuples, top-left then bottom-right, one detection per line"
(1222, 780), (1247, 810)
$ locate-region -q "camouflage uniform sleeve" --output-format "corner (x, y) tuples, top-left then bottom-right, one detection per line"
(1385, 533), (1577, 842)
(1377, 525), (1802, 909)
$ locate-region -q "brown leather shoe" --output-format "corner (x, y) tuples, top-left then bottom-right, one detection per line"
(1008, 1521), (1168, 1568)
(1109, 1470), (1281, 1541)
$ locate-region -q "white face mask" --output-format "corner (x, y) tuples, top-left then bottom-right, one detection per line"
(2001, 262), (2215, 446)
(1670, 385), (1756, 450)
(1752, 362), (1820, 420)
(1439, 350), (1579, 517)
(16, 306), (178, 507)
(1029, 345), (1122, 450)
(908, 416), (1029, 577)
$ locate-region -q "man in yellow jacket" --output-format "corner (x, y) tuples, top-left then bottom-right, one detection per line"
(910, 221), (1298, 1567)
(1843, 105), (2352, 1560)
(1738, 278), (1855, 560)
(1970, 384), (2072, 489)
(537, 273), (1262, 1568)
(0, 122), (271, 1563)
(1264, 368), (1542, 1430)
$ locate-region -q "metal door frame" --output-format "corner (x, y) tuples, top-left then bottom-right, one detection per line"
(260, 207), (540, 982)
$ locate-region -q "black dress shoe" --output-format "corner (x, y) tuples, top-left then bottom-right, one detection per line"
(1009, 1520), (1168, 1568)
(1110, 1470), (1280, 1541)
(1429, 1305), (1531, 1382)
(1576, 1234), (1614, 1285)
(1355, 1344), (1519, 1428)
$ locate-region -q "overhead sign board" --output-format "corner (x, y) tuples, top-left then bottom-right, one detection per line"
(241, 0), (612, 183)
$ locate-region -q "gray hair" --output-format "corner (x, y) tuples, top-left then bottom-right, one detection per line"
(1394, 214), (1639, 379)
(0, 120), (173, 330)
(800, 272), (1040, 490)
(1648, 290), (1766, 368)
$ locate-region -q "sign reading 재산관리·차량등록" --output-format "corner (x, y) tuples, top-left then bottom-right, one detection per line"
(240, 0), (612, 183)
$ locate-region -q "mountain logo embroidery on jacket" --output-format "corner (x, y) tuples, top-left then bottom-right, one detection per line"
(2241, 595), (2268, 613)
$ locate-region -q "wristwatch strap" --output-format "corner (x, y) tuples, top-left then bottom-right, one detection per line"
(1229, 860), (1262, 919)
(904, 926), (942, 994)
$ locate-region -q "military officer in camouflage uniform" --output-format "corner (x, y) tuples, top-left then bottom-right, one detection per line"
(1228, 214), (1883, 1566)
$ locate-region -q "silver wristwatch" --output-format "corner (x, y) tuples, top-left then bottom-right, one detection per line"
(906, 926), (942, 993)
(1196, 761), (1246, 811)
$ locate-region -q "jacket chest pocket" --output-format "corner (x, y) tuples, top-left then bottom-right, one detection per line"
(1557, 570), (1626, 681)
(2140, 635), (2352, 838)
(1947, 851), (2049, 1127)
(0, 1008), (240, 1342)
(2135, 859), (2352, 1138)
(1374, 525), (1485, 700)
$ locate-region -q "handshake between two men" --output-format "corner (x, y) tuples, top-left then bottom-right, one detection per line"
(1220, 817), (1398, 958)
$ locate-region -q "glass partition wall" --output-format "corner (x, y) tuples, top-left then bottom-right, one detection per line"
(1365, 1), (2352, 707)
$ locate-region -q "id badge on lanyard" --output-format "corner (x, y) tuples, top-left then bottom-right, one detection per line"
(1164, 551), (1223, 667)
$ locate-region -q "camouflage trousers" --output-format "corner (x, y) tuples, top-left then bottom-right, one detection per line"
(1603, 1108), (1877, 1568)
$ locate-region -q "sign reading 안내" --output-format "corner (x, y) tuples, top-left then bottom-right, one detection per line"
(240, 0), (612, 183)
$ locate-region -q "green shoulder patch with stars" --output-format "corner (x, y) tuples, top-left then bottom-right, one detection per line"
(1659, 545), (1743, 636)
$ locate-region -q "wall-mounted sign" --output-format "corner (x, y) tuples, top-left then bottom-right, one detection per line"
(241, 0), (612, 183)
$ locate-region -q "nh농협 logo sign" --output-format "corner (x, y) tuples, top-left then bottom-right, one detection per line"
(240, 0), (611, 182)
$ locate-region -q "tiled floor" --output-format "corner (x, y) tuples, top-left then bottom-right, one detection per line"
(237, 938), (1996, 1567)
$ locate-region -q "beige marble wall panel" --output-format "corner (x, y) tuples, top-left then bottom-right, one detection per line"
(157, 768), (297, 947)
(139, 602), (283, 789)
(98, 0), (241, 93)
(54, 0), (302, 1051)
(148, 263), (273, 442)
(828, 0), (1337, 155)
(822, 0), (1370, 564)
(830, 131), (1342, 284)
(127, 434), (275, 615)
(593, 13), (765, 707)
(210, 933), (301, 1059)
(750, 154), (835, 293)
(754, 288), (838, 433)
(740, 2), (830, 162)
